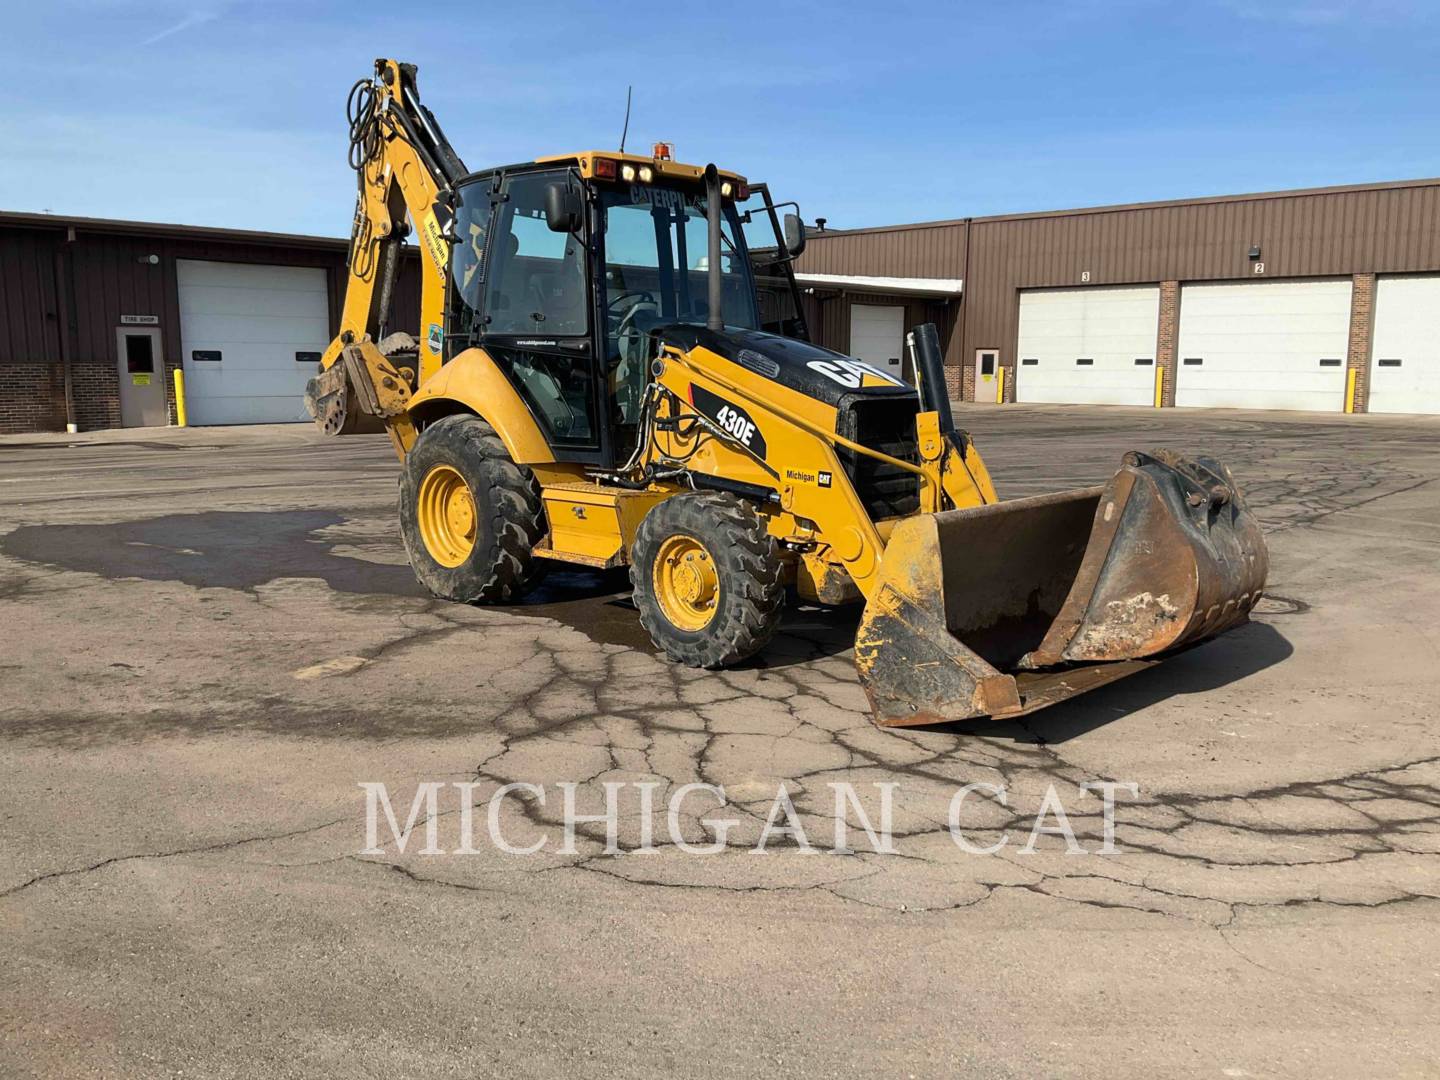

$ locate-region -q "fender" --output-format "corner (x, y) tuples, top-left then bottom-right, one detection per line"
(406, 346), (556, 465)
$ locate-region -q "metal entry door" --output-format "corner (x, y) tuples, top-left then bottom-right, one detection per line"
(115, 327), (167, 427)
(974, 349), (1001, 403)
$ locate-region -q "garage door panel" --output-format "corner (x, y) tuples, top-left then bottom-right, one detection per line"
(1016, 286), (1159, 407)
(189, 351), (316, 385)
(1175, 279), (1351, 412)
(183, 339), (325, 363)
(178, 259), (330, 426)
(179, 283), (329, 319)
(178, 260), (328, 291)
(849, 304), (906, 379)
(182, 394), (309, 425)
(1370, 275), (1440, 414)
(181, 312), (329, 346)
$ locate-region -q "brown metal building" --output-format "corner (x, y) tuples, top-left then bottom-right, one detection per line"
(0, 211), (420, 434)
(795, 177), (1440, 414)
(3, 176), (1439, 434)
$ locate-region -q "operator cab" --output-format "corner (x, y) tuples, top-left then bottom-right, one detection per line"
(442, 152), (808, 467)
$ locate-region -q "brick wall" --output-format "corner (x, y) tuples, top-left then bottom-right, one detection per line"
(1156, 280), (1179, 407)
(1345, 273), (1375, 413)
(0, 364), (66, 434)
(71, 360), (120, 430)
(944, 364), (962, 400)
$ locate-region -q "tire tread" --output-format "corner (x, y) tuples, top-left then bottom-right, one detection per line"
(629, 492), (783, 668)
(399, 414), (546, 603)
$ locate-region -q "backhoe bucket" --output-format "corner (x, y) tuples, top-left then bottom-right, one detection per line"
(854, 451), (1269, 727)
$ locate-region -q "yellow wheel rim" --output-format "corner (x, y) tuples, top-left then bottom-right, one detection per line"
(653, 534), (720, 632)
(416, 464), (477, 568)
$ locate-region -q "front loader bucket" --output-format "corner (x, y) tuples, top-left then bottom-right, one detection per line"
(854, 451), (1269, 727)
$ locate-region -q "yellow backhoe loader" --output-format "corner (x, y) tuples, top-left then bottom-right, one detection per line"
(306, 59), (1269, 728)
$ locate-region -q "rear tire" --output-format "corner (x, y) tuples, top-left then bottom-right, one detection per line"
(630, 492), (784, 668)
(399, 414), (546, 603)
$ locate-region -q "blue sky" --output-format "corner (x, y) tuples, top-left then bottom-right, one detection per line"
(5, 0), (1439, 236)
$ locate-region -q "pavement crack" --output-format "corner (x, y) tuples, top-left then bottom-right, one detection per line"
(0, 816), (349, 900)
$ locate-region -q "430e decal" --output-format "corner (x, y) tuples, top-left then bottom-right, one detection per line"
(689, 385), (768, 458)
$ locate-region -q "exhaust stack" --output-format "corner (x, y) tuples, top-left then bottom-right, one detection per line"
(704, 164), (724, 332)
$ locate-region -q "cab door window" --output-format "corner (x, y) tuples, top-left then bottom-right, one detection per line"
(485, 173), (589, 337)
(480, 170), (599, 451)
(447, 179), (494, 347)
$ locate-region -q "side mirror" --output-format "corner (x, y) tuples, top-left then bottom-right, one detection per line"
(544, 182), (582, 233)
(783, 212), (807, 258)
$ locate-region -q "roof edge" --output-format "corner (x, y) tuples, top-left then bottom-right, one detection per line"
(0, 209), (351, 249)
(808, 175), (1440, 239)
(794, 272), (963, 297)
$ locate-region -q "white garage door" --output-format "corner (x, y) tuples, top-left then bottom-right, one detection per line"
(178, 260), (330, 425)
(1369, 275), (1440, 415)
(1015, 286), (1159, 406)
(849, 304), (906, 381)
(1175, 279), (1352, 411)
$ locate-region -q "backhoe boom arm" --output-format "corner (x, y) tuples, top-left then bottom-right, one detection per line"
(308, 59), (467, 454)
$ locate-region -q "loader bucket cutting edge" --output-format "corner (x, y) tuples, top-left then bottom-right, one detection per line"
(854, 450), (1269, 728)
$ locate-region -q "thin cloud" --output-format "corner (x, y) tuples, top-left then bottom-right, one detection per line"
(140, 7), (220, 46)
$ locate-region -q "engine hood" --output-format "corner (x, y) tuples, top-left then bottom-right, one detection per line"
(654, 325), (918, 409)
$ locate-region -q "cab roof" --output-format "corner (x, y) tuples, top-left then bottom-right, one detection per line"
(534, 150), (746, 186)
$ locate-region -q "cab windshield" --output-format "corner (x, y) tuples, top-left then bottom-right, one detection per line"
(601, 183), (758, 422)
(600, 184), (758, 332)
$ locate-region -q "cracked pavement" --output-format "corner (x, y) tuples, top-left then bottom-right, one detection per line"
(1, 404), (1437, 1078)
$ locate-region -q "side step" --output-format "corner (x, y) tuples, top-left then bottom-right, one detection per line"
(536, 483), (667, 570)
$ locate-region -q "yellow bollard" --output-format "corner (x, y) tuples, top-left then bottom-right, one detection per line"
(173, 368), (188, 428)
(1344, 367), (1357, 414)
(1154, 366), (1166, 408)
(996, 367), (1006, 404)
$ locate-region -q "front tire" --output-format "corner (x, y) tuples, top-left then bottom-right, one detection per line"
(630, 492), (784, 668)
(399, 414), (546, 603)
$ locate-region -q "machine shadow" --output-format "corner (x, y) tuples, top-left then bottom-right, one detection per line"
(756, 600), (865, 669)
(2, 508), (1288, 738)
(930, 620), (1294, 744)
(522, 584), (865, 668)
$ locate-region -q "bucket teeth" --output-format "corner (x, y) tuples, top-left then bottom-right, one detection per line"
(854, 451), (1269, 728)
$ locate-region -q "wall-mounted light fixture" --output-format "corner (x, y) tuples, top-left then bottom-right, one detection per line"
(1248, 245), (1262, 260)
(136, 254), (160, 265)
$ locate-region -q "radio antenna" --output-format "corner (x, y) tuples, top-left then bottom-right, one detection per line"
(618, 85), (633, 153)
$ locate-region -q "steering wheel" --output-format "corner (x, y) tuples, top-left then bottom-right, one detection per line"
(607, 290), (655, 320)
(616, 297), (660, 352)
